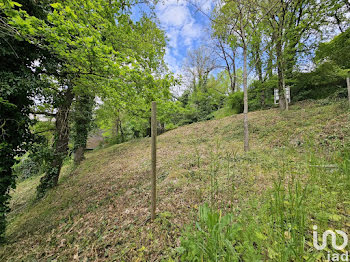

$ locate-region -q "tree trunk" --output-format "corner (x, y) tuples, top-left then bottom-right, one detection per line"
(227, 51), (236, 93)
(74, 146), (85, 164)
(219, 40), (236, 93)
(276, 38), (286, 110)
(232, 61), (237, 92)
(159, 123), (166, 135)
(119, 120), (124, 142)
(72, 94), (94, 165)
(261, 88), (265, 108)
(243, 45), (249, 152)
(267, 44), (274, 79)
(37, 87), (74, 198)
(115, 117), (119, 137)
(115, 116), (124, 142)
(255, 45), (264, 108)
(229, 72), (235, 93)
(147, 117), (151, 137)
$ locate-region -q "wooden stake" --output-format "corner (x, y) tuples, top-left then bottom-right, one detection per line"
(347, 77), (350, 106)
(151, 101), (157, 221)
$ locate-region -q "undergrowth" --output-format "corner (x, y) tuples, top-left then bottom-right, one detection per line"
(178, 142), (350, 261)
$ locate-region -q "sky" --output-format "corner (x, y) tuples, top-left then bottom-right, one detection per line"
(132, 1), (349, 92)
(154, 0), (215, 78)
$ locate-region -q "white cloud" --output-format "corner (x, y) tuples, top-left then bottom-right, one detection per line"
(156, 0), (215, 76)
(164, 49), (178, 71)
(194, 0), (213, 11)
(182, 22), (202, 46)
(158, 5), (191, 27)
(157, 0), (187, 11)
(166, 32), (177, 49)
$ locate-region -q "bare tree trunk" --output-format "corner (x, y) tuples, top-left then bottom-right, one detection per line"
(230, 49), (237, 92)
(243, 45), (249, 152)
(218, 40), (236, 93)
(232, 60), (237, 92)
(37, 87), (74, 198)
(267, 43), (274, 79)
(255, 44), (265, 108)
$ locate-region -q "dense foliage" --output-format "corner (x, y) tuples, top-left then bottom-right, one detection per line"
(0, 0), (349, 247)
(0, 0), (52, 241)
(0, 0), (173, 239)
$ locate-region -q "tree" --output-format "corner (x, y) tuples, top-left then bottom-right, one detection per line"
(71, 93), (95, 164)
(316, 28), (350, 70)
(0, 0), (51, 241)
(183, 46), (217, 93)
(325, 0), (350, 33)
(263, 0), (333, 110)
(214, 0), (266, 152)
(316, 28), (350, 103)
(211, 25), (238, 93)
(4, 0), (172, 199)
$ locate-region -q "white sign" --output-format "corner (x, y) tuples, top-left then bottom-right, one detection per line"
(285, 87), (291, 103)
(274, 89), (279, 104)
(274, 87), (291, 104)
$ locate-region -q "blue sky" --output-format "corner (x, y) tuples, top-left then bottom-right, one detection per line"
(154, 0), (214, 76)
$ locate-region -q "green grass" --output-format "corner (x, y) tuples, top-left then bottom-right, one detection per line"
(178, 144), (350, 261)
(1, 100), (349, 261)
(211, 106), (237, 119)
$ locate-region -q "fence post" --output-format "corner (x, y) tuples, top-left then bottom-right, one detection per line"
(151, 101), (157, 221)
(347, 77), (350, 106)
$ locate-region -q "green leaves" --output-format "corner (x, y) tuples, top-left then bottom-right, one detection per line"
(5, 0), (173, 103)
(50, 3), (61, 9)
(316, 28), (350, 71)
(0, 1), (21, 8)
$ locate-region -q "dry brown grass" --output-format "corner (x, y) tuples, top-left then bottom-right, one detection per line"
(1, 101), (349, 261)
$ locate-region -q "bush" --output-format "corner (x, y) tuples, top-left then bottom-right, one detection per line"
(13, 155), (41, 181)
(226, 92), (244, 114)
(211, 106), (236, 119)
(293, 62), (346, 101)
(248, 79), (277, 111)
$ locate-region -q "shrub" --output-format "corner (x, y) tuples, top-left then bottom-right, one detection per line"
(226, 92), (244, 114)
(13, 155), (42, 181)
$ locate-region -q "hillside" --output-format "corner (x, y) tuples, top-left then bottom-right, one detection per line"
(1, 100), (350, 261)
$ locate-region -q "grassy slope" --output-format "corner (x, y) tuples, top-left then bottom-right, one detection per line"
(1, 100), (350, 261)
